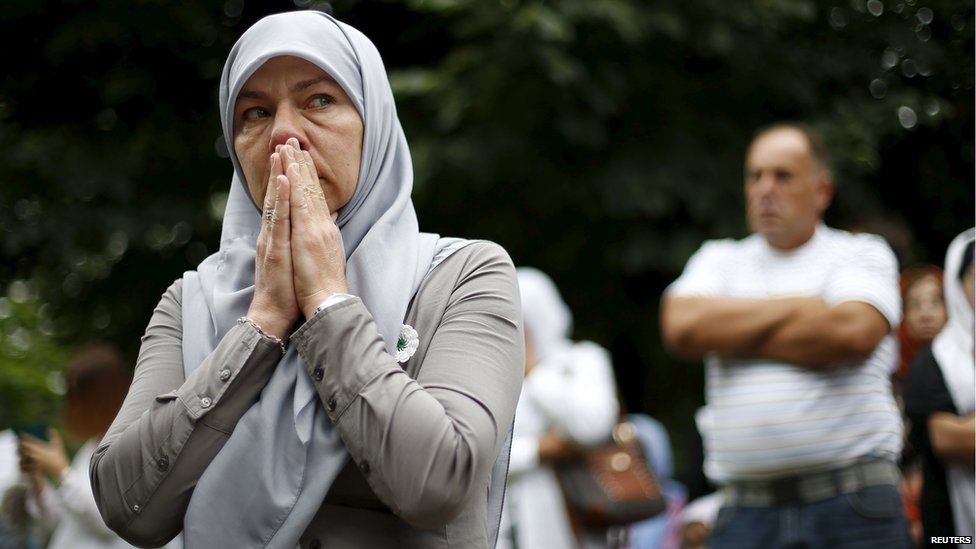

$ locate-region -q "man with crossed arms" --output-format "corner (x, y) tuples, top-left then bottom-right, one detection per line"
(662, 123), (909, 548)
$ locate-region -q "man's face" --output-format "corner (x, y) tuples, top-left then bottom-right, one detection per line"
(744, 128), (833, 250)
(233, 56), (364, 210)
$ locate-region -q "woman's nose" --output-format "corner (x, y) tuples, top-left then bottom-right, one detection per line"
(268, 106), (309, 153)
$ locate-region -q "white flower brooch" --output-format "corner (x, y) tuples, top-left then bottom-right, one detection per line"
(395, 324), (419, 363)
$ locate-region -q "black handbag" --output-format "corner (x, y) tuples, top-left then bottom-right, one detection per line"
(555, 421), (667, 528)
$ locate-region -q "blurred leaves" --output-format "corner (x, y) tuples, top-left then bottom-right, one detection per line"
(0, 0), (972, 433)
(0, 285), (70, 428)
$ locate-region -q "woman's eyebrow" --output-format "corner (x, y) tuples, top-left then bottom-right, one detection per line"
(238, 89), (266, 101)
(294, 76), (333, 92)
(236, 76), (335, 102)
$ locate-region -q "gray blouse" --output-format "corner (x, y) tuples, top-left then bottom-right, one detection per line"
(90, 241), (524, 548)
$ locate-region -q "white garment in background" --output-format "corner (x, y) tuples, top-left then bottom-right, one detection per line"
(679, 491), (724, 530)
(0, 431), (19, 494)
(31, 440), (180, 549)
(499, 341), (619, 549)
(932, 228), (975, 543)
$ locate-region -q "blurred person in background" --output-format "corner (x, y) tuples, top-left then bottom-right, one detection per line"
(89, 11), (522, 549)
(895, 264), (946, 546)
(897, 265), (947, 380)
(498, 267), (619, 549)
(1, 427), (35, 548)
(678, 490), (724, 549)
(16, 344), (173, 549)
(661, 123), (908, 548)
(626, 414), (687, 549)
(904, 229), (975, 547)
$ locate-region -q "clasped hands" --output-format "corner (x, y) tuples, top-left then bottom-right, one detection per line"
(247, 137), (348, 340)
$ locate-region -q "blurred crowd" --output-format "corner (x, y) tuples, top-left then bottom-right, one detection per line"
(499, 124), (973, 549)
(0, 347), (180, 549)
(0, 118), (972, 549)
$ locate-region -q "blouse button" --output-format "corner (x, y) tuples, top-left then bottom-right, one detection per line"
(200, 396), (213, 408)
(327, 397), (337, 412)
(156, 455), (169, 472)
(132, 504), (141, 513)
(312, 367), (324, 382)
(219, 368), (232, 382)
(309, 540), (322, 549)
(360, 460), (370, 475)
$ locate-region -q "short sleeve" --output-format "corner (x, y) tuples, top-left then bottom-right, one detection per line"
(904, 347), (957, 420)
(665, 240), (732, 298)
(823, 235), (901, 328)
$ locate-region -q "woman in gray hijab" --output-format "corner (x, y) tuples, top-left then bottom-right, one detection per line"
(89, 11), (523, 549)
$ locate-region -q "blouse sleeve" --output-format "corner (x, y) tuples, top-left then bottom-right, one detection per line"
(90, 279), (283, 547)
(290, 242), (524, 529)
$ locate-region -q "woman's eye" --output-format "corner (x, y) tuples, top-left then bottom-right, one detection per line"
(242, 107), (269, 121)
(308, 95), (334, 109)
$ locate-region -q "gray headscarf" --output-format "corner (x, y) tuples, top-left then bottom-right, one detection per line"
(180, 11), (468, 547)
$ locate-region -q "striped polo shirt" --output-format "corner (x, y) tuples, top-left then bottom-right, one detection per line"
(668, 224), (903, 482)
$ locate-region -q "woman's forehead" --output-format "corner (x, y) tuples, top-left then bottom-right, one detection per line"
(240, 55), (338, 92)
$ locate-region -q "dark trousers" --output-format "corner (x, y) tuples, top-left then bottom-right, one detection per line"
(710, 484), (911, 549)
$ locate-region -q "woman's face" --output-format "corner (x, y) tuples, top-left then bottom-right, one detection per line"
(904, 275), (947, 343)
(233, 56), (364, 210)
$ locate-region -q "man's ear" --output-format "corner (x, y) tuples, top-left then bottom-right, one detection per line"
(816, 171), (835, 215)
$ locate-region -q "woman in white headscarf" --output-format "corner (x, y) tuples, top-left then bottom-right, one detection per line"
(905, 228), (975, 548)
(498, 268), (619, 549)
(89, 11), (523, 549)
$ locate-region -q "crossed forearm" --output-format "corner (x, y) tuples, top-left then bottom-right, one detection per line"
(661, 295), (817, 359)
(929, 413), (976, 467)
(662, 296), (888, 368)
(748, 301), (889, 367)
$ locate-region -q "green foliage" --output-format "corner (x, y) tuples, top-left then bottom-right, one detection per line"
(0, 285), (70, 429)
(0, 1), (972, 448)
